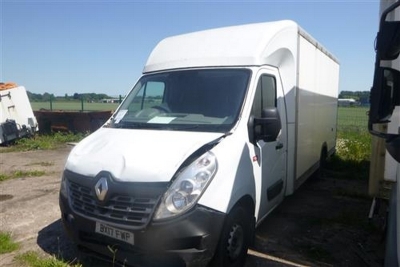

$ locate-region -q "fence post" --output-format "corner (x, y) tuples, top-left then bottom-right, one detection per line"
(81, 98), (84, 111)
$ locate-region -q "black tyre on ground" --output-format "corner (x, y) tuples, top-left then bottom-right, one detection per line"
(209, 205), (253, 267)
(313, 146), (328, 180)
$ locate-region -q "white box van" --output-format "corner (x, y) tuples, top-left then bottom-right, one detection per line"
(59, 20), (339, 266)
(0, 84), (38, 144)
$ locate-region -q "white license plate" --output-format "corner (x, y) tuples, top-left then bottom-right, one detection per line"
(95, 222), (134, 245)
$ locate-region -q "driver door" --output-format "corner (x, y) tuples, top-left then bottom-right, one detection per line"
(251, 69), (287, 220)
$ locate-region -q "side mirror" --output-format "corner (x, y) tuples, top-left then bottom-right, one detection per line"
(386, 135), (400, 163)
(376, 21), (400, 60)
(253, 108), (281, 143)
(376, 1), (400, 60)
(369, 67), (400, 126)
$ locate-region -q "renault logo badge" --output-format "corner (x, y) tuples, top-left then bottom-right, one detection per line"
(95, 177), (108, 201)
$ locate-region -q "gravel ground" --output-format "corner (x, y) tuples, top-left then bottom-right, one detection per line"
(0, 145), (385, 266)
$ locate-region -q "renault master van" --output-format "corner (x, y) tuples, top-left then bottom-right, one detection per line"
(59, 20), (339, 267)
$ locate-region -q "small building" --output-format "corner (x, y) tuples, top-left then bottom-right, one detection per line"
(338, 98), (357, 107)
(101, 98), (120, 103)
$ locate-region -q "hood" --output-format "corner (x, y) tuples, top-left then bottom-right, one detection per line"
(65, 128), (223, 182)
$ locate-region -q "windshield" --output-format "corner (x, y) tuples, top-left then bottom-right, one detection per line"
(110, 69), (250, 132)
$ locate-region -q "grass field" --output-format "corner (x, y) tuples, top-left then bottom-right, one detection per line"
(337, 106), (369, 132)
(31, 101), (370, 131)
(31, 101), (119, 111)
(27, 103), (372, 171)
(335, 106), (371, 164)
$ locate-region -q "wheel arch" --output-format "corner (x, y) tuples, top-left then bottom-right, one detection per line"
(209, 194), (256, 267)
(227, 194), (256, 241)
(231, 194), (255, 215)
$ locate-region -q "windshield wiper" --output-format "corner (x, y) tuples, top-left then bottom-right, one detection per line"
(168, 124), (201, 131)
(113, 121), (155, 129)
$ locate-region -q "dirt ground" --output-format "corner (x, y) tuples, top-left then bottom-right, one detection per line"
(0, 145), (385, 267)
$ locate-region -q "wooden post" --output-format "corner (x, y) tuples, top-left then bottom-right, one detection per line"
(369, 123), (391, 198)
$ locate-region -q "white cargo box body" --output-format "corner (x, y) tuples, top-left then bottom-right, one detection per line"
(295, 30), (339, 189)
(144, 20), (339, 194)
(60, 20), (339, 266)
(0, 86), (38, 144)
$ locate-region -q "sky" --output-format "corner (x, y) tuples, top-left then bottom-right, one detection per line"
(1, 0), (380, 97)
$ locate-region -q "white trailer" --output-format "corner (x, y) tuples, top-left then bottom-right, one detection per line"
(0, 84), (38, 144)
(60, 20), (339, 266)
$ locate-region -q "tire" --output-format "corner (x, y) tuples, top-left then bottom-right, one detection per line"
(313, 147), (328, 180)
(209, 206), (252, 267)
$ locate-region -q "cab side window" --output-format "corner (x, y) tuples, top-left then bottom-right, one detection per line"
(128, 81), (165, 112)
(251, 75), (277, 117)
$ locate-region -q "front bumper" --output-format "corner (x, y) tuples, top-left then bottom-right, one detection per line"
(59, 193), (225, 267)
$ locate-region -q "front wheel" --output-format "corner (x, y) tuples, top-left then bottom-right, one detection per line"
(209, 206), (253, 267)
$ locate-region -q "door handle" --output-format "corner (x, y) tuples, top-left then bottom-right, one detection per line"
(276, 142), (284, 150)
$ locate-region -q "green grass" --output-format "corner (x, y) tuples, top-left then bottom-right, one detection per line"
(31, 101), (119, 111)
(326, 107), (372, 180)
(0, 232), (19, 254)
(26, 161), (54, 167)
(15, 251), (82, 267)
(13, 105), (374, 181)
(326, 149), (370, 181)
(1, 132), (85, 153)
(0, 170), (47, 182)
(337, 106), (369, 132)
(336, 130), (371, 162)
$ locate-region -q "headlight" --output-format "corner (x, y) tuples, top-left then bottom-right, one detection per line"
(60, 173), (68, 198)
(154, 151), (217, 220)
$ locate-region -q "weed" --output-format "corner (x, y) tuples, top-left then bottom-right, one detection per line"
(336, 131), (371, 162)
(325, 129), (371, 180)
(0, 232), (19, 254)
(108, 245), (118, 266)
(0, 170), (46, 182)
(15, 251), (82, 267)
(0, 132), (85, 153)
(13, 170), (46, 178)
(26, 162), (54, 167)
(0, 174), (8, 182)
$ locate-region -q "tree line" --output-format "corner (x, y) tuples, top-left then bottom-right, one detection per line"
(338, 91), (370, 104)
(27, 91), (115, 102)
(27, 90), (370, 103)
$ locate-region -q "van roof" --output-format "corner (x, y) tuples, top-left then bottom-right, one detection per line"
(143, 20), (336, 73)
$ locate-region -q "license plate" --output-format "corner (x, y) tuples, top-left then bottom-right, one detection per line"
(95, 222), (134, 245)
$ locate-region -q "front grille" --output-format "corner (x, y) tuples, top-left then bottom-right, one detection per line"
(68, 180), (160, 229)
